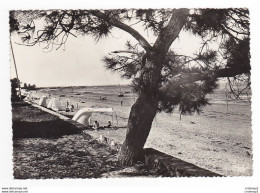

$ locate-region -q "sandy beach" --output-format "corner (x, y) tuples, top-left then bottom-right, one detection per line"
(28, 85), (252, 176)
(12, 102), (193, 178)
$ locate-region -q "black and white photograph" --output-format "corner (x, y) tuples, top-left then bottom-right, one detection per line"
(1, 0), (260, 192)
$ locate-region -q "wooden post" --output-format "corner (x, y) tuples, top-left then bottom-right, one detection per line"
(225, 83), (229, 113)
(116, 114), (118, 127)
(112, 111), (114, 126)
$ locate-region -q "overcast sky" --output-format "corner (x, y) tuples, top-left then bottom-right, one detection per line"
(10, 17), (203, 87)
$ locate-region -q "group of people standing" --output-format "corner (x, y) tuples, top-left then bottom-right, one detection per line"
(65, 100), (75, 112)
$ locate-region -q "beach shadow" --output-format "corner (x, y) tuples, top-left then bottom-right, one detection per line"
(12, 102), (31, 107)
(13, 119), (80, 139)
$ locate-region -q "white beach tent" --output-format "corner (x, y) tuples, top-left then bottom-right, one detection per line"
(20, 89), (27, 96)
(47, 98), (62, 111)
(25, 92), (33, 102)
(72, 108), (117, 127)
(38, 95), (47, 107)
(47, 98), (54, 109)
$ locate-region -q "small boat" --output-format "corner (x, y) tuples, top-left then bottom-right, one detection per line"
(118, 83), (124, 97)
(118, 92), (124, 97)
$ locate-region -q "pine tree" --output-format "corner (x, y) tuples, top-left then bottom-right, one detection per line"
(10, 9), (250, 165)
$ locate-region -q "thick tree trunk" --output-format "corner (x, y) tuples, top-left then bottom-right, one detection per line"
(117, 9), (189, 166)
(118, 92), (158, 165)
(118, 54), (161, 166)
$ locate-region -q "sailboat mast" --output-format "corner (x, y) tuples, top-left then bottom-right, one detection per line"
(118, 82), (122, 92)
(10, 37), (22, 100)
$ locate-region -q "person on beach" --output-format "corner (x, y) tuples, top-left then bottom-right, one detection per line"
(66, 100), (70, 112)
(93, 121), (99, 130)
(107, 121), (112, 128)
(70, 105), (74, 112)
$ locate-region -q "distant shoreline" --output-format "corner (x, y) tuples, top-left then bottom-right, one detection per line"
(36, 84), (131, 89)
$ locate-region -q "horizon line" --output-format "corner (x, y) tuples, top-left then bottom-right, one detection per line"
(36, 83), (131, 88)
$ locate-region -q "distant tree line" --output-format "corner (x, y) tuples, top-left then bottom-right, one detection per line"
(10, 78), (37, 93)
(23, 82), (36, 90)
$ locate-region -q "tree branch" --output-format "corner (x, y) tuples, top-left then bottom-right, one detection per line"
(154, 9), (189, 54)
(111, 50), (139, 54)
(216, 67), (250, 78)
(89, 10), (152, 52)
(223, 23), (249, 36)
(170, 72), (208, 85)
(221, 24), (243, 41)
(168, 66), (250, 86)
